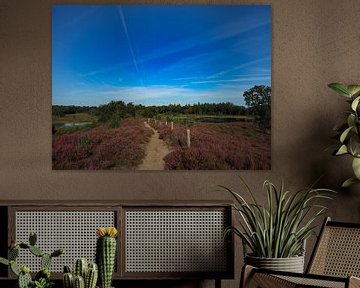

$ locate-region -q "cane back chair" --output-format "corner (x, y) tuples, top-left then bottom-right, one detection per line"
(241, 217), (360, 288)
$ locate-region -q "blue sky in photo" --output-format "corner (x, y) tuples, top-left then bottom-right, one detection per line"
(52, 5), (271, 106)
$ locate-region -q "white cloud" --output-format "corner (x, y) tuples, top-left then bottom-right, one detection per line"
(206, 56), (271, 79)
(191, 75), (270, 85)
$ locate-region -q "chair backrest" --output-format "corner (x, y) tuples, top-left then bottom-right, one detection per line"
(307, 217), (360, 277)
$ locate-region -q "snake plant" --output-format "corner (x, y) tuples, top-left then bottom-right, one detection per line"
(328, 83), (360, 187)
(221, 178), (335, 258)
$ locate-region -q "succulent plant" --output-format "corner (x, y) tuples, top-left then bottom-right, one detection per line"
(96, 227), (118, 288)
(221, 178), (335, 258)
(0, 232), (63, 288)
(63, 260), (98, 288)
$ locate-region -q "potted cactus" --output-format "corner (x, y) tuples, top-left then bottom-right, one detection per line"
(62, 258), (98, 288)
(0, 232), (64, 288)
(96, 227), (118, 288)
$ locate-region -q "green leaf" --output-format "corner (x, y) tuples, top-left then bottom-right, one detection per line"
(352, 157), (360, 179)
(0, 257), (9, 266)
(342, 177), (360, 188)
(336, 144), (348, 155)
(351, 96), (360, 111)
(347, 114), (356, 128)
(328, 83), (351, 97)
(10, 261), (20, 276)
(347, 85), (360, 97)
(340, 126), (353, 143)
(349, 135), (360, 156)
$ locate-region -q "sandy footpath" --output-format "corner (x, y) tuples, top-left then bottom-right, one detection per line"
(137, 122), (172, 170)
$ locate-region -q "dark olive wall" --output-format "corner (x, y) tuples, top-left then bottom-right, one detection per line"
(1, 0), (360, 287)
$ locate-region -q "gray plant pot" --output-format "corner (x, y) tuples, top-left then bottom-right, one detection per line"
(245, 254), (305, 273)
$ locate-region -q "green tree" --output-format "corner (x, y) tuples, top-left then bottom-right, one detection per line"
(243, 85), (271, 131)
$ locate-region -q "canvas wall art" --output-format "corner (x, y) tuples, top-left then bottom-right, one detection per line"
(52, 5), (271, 170)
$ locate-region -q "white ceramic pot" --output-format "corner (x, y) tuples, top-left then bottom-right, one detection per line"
(245, 254), (305, 273)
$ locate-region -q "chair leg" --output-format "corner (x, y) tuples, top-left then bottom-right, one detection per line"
(240, 265), (255, 288)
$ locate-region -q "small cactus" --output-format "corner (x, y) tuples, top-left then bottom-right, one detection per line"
(62, 265), (74, 288)
(63, 259), (98, 288)
(18, 269), (32, 288)
(63, 272), (74, 288)
(19, 243), (29, 249)
(51, 248), (64, 257)
(41, 253), (52, 270)
(64, 265), (72, 273)
(9, 247), (19, 260)
(35, 268), (50, 281)
(29, 232), (37, 246)
(96, 227), (118, 288)
(74, 258), (88, 279)
(0, 232), (64, 288)
(85, 263), (98, 288)
(29, 245), (44, 257)
(74, 275), (85, 288)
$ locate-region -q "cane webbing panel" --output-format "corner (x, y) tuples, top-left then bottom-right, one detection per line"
(277, 275), (345, 288)
(249, 273), (297, 288)
(125, 210), (227, 273)
(309, 226), (360, 277)
(15, 211), (115, 272)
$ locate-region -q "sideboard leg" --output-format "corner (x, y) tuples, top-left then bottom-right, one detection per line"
(215, 278), (221, 288)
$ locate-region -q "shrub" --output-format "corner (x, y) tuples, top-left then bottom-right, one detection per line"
(52, 119), (152, 169)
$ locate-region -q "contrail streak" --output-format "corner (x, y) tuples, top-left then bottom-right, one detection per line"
(117, 6), (144, 86)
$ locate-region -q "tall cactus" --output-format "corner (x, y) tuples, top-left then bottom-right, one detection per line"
(96, 227), (118, 288)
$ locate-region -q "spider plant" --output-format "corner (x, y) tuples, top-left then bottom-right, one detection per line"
(222, 179), (335, 258)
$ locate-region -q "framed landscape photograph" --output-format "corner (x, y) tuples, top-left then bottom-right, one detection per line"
(52, 5), (271, 170)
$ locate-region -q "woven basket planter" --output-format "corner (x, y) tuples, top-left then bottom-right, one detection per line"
(245, 254), (305, 273)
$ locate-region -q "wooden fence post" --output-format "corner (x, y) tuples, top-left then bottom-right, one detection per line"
(187, 129), (191, 147)
(171, 122), (174, 131)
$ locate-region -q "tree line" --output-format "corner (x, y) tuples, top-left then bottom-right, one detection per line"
(53, 85), (271, 130)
